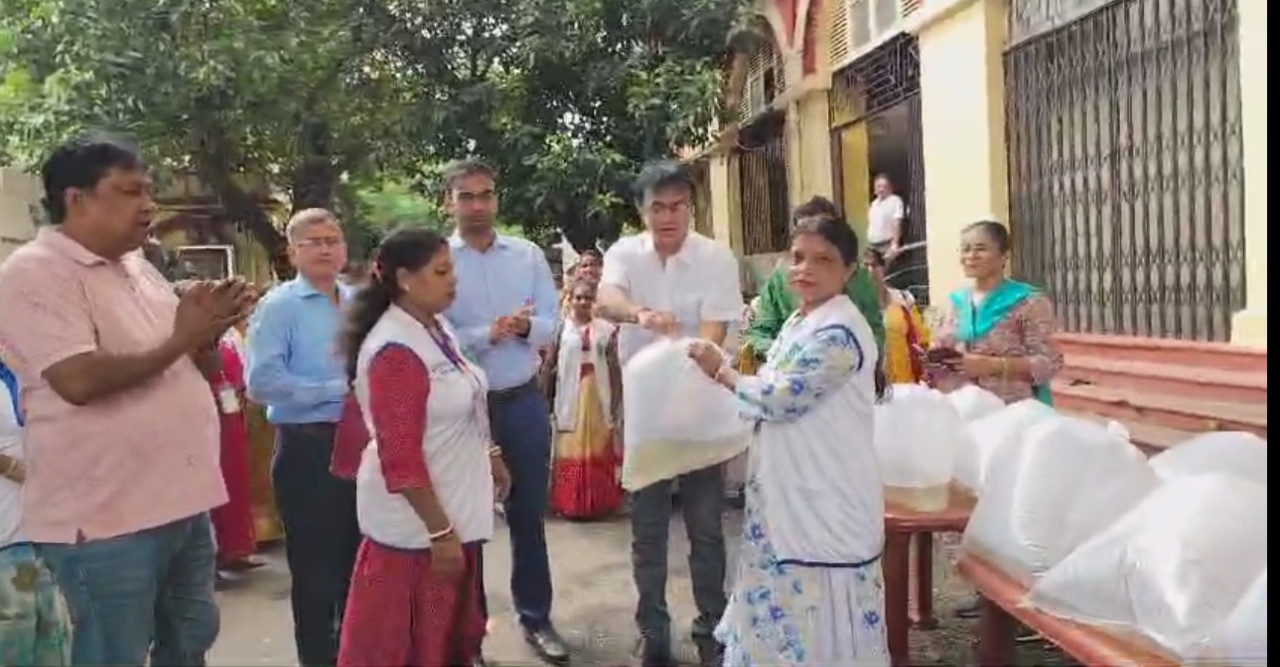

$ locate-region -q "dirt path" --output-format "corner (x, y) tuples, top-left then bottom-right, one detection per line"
(210, 510), (1074, 665)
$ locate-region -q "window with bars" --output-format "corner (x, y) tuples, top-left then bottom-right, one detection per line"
(737, 36), (786, 121)
(735, 112), (791, 255)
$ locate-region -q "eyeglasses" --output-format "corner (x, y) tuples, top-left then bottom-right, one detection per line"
(295, 237), (346, 249)
(455, 190), (496, 204)
(646, 200), (690, 216)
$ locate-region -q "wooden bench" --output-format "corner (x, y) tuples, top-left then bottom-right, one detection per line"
(882, 483), (977, 666)
(958, 552), (1180, 667)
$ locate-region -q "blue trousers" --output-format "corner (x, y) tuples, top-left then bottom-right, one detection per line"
(39, 514), (219, 666)
(480, 381), (554, 630)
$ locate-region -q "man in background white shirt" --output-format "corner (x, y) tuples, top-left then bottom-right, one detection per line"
(597, 161), (741, 667)
(866, 173), (906, 261)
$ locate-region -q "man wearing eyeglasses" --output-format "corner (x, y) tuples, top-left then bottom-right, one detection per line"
(597, 161), (743, 667)
(246, 209), (360, 666)
(441, 159), (567, 667)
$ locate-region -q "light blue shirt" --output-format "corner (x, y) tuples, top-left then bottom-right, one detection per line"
(445, 233), (558, 391)
(246, 277), (354, 424)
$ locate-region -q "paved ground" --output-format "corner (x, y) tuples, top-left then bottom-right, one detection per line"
(210, 509), (1073, 666)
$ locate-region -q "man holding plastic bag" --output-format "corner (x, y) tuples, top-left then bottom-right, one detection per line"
(598, 161), (743, 667)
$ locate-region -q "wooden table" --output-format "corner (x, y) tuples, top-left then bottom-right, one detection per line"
(958, 553), (1179, 667)
(882, 483), (977, 667)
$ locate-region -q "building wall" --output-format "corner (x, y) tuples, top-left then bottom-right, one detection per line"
(0, 169), (278, 284)
(911, 0), (1266, 348)
(1232, 0), (1266, 346)
(0, 168), (41, 262)
(913, 0), (1008, 306)
(703, 0), (833, 256)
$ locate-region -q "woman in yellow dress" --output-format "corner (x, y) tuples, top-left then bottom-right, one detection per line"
(540, 279), (624, 519)
(865, 247), (931, 384)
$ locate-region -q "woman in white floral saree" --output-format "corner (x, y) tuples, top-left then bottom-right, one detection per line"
(688, 215), (889, 667)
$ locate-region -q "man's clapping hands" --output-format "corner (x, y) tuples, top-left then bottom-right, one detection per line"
(173, 278), (257, 349)
(488, 304), (535, 343)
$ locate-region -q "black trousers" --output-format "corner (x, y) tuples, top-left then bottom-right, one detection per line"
(272, 423), (361, 666)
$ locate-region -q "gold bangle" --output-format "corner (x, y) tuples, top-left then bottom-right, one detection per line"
(487, 444), (502, 458)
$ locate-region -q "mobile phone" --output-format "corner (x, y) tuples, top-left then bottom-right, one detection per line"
(925, 347), (963, 364)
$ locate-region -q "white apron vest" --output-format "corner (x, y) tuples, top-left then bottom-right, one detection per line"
(553, 318), (615, 431)
(353, 306), (494, 549)
(754, 295), (884, 565)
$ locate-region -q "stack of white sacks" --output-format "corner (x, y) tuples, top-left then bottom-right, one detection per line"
(872, 385), (1268, 665)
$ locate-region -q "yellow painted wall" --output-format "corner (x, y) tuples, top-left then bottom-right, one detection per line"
(1231, 0), (1267, 347)
(835, 122), (871, 238)
(915, 0), (1008, 306)
(709, 154), (742, 253)
(915, 0), (1266, 347)
(789, 88), (837, 207)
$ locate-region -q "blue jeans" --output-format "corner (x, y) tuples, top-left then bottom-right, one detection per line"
(38, 514), (219, 666)
(480, 381), (554, 630)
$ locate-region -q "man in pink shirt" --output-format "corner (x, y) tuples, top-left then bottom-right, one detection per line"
(0, 134), (253, 665)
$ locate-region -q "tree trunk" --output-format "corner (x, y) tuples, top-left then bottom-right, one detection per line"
(290, 157), (337, 214)
(192, 127), (292, 280)
(201, 169), (290, 280)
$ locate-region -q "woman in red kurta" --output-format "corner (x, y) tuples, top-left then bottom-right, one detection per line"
(210, 335), (259, 569)
(336, 227), (512, 667)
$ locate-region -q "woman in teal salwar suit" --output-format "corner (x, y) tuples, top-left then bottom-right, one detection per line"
(929, 220), (1063, 405)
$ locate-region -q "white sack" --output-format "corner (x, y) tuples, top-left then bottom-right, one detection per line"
(1027, 475), (1268, 660)
(1150, 431), (1268, 487)
(1204, 569), (1267, 666)
(948, 384), (1005, 423)
(962, 415), (1158, 582)
(874, 384), (967, 490)
(953, 399), (1057, 494)
(621, 338), (750, 491)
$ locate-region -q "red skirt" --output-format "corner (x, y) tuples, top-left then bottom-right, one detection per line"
(211, 409), (257, 565)
(337, 538), (486, 667)
(550, 368), (623, 519)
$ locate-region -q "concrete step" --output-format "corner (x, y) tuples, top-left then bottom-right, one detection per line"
(1052, 382), (1267, 440)
(1057, 356), (1267, 405)
(1055, 333), (1267, 374)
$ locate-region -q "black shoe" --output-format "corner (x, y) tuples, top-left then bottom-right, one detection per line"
(636, 639), (675, 667)
(695, 639), (725, 667)
(523, 624), (570, 664)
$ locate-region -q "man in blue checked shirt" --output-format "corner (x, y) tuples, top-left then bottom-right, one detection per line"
(441, 159), (568, 666)
(246, 208), (360, 667)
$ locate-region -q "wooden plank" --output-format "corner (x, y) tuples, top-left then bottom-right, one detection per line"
(959, 553), (1180, 667)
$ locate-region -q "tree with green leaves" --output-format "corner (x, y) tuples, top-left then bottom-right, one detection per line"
(0, 0), (435, 274)
(384, 0), (759, 249)
(0, 0), (760, 267)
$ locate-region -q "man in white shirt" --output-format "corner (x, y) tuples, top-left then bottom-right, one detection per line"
(597, 161), (742, 667)
(866, 173), (906, 261)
